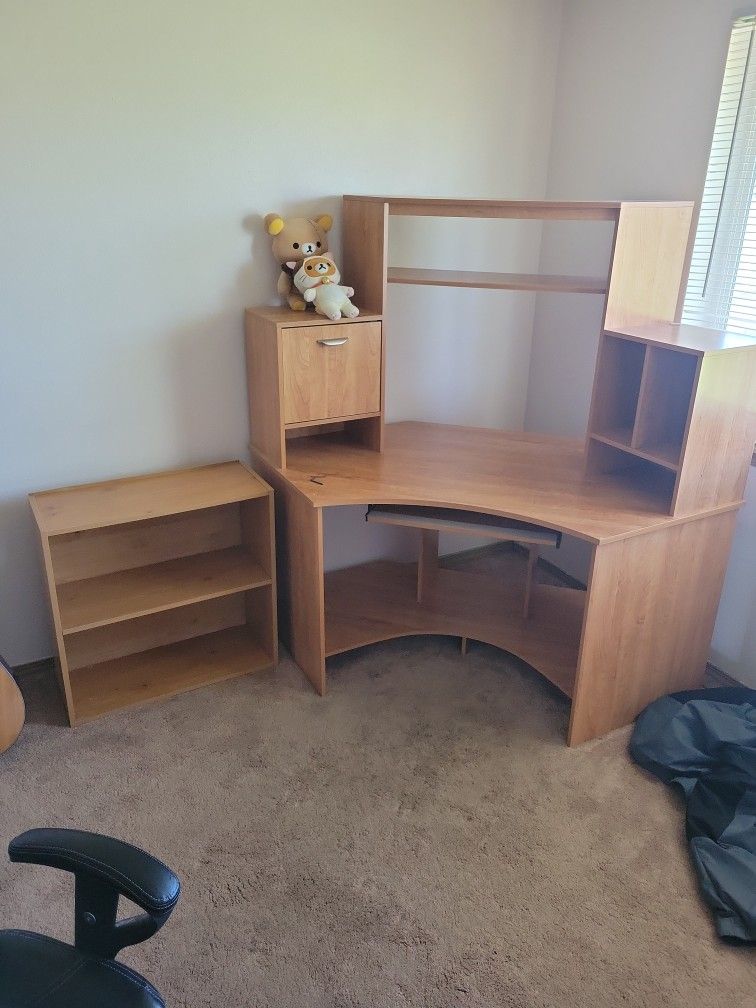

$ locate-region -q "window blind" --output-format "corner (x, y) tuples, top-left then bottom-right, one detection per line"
(683, 15), (756, 336)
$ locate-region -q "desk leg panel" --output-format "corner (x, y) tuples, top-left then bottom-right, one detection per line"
(568, 510), (737, 746)
(251, 457), (326, 695)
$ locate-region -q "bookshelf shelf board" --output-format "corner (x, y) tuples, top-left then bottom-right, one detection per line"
(58, 547), (270, 634)
(69, 625), (273, 722)
(387, 267), (607, 294)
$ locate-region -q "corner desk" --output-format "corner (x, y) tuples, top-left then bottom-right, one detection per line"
(246, 196), (756, 745)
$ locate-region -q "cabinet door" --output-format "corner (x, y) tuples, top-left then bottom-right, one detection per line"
(282, 322), (382, 425)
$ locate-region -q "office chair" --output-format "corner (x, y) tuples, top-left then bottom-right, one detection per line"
(0, 828), (180, 1007)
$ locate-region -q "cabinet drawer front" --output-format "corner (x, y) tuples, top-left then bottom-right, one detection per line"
(282, 322), (382, 425)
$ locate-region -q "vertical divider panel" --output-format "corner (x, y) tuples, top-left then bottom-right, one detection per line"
(342, 198), (388, 316)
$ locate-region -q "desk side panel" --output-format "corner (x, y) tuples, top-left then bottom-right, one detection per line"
(251, 454), (325, 694)
(568, 509), (737, 745)
(245, 312), (284, 469)
(673, 348), (756, 513)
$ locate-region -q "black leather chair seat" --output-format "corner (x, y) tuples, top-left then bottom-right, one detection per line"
(0, 929), (163, 1007)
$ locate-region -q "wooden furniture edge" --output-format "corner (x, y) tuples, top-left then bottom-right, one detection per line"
(28, 460), (267, 536)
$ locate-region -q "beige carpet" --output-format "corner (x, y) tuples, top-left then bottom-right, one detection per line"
(2, 640), (753, 1007)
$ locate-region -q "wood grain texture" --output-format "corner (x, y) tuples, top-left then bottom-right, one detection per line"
(325, 559), (585, 699)
(387, 267), (607, 294)
(245, 311), (285, 468)
(568, 510), (738, 745)
(249, 307), (383, 328)
(605, 319), (756, 354)
(282, 322), (382, 425)
(280, 422), (740, 544)
(0, 660), (25, 753)
(342, 197), (388, 315)
(673, 346), (756, 513)
(416, 529), (439, 603)
(29, 461), (267, 536)
(31, 463), (277, 724)
(343, 195), (629, 220)
(64, 593), (248, 675)
(58, 547), (270, 633)
(49, 505), (242, 584)
(604, 202), (694, 330)
(69, 625), (273, 723)
(252, 454), (326, 695)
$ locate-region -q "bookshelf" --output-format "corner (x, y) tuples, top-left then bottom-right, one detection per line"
(30, 462), (277, 725)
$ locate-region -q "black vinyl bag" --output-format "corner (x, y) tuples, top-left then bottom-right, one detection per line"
(630, 687), (756, 944)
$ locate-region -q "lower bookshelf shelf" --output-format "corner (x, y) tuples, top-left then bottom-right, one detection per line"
(69, 624), (274, 723)
(324, 556), (584, 699)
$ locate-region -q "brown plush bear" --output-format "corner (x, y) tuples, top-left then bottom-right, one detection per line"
(264, 212), (333, 310)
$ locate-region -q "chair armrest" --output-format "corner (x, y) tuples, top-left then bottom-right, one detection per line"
(9, 828), (180, 916)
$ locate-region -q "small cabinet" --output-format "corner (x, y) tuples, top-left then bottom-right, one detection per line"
(282, 321), (382, 425)
(245, 307), (385, 468)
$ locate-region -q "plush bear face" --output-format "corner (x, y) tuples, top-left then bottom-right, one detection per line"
(264, 213), (332, 268)
(291, 255), (341, 291)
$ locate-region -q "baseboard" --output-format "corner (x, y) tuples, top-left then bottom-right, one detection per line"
(11, 657), (55, 681)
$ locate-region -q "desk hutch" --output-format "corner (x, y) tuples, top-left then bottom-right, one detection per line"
(246, 196), (756, 746)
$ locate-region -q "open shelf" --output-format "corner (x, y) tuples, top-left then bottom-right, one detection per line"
(69, 624), (273, 722)
(58, 546), (270, 633)
(324, 557), (584, 699)
(387, 266), (607, 294)
(589, 433), (680, 472)
(585, 440), (678, 510)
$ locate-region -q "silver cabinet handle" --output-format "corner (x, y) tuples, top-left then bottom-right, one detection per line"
(317, 337), (349, 347)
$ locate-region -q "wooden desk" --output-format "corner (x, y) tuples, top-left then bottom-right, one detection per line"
(253, 422), (741, 746)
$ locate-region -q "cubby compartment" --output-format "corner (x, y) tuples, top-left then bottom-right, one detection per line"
(30, 462), (277, 725)
(633, 346), (698, 467)
(589, 334), (646, 446)
(585, 439), (677, 512)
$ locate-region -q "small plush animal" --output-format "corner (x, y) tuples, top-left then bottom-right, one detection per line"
(264, 212), (332, 310)
(289, 255), (360, 320)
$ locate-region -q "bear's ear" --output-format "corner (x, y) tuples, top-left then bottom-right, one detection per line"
(285, 261), (298, 270)
(314, 214), (333, 233)
(265, 213), (285, 236)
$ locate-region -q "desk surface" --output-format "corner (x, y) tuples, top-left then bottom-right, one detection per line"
(277, 422), (737, 544)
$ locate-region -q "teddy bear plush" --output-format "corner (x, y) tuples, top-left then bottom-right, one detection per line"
(289, 255), (360, 320)
(264, 212), (332, 310)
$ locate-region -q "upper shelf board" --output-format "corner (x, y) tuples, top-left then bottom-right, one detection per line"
(30, 462), (268, 536)
(344, 196), (693, 221)
(606, 320), (756, 355)
(387, 267), (607, 294)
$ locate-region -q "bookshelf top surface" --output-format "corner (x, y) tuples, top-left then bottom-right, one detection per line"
(606, 320), (756, 355)
(29, 461), (269, 536)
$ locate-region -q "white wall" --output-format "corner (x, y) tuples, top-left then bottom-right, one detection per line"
(526, 0), (756, 685)
(0, 0), (563, 664)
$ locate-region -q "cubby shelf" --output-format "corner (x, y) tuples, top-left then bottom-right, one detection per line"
(589, 433), (680, 472)
(58, 547), (271, 634)
(387, 266), (607, 294)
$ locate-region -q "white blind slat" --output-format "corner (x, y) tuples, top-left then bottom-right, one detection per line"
(683, 15), (756, 335)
